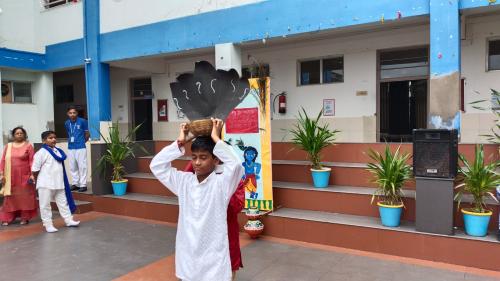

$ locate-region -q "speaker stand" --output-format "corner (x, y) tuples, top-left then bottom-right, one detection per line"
(415, 177), (454, 235)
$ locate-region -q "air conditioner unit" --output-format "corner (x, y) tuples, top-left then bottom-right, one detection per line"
(1, 81), (12, 103)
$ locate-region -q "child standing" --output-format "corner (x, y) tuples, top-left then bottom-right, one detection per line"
(183, 162), (246, 279)
(150, 119), (244, 281)
(64, 106), (89, 192)
(32, 131), (79, 233)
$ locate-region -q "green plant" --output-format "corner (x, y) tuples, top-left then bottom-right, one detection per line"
(288, 108), (339, 170)
(469, 89), (500, 144)
(366, 145), (412, 206)
(96, 122), (146, 182)
(454, 144), (500, 213)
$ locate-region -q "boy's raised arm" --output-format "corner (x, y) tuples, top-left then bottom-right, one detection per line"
(211, 119), (244, 200)
(150, 124), (192, 196)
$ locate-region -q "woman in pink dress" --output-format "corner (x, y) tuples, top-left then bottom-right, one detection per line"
(0, 127), (37, 225)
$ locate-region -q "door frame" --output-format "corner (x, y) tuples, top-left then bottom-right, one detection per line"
(129, 77), (153, 141)
(376, 45), (430, 142)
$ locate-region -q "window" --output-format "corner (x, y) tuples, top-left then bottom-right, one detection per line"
(132, 78), (153, 98)
(13, 82), (32, 103)
(488, 39), (500, 71)
(242, 64), (270, 79)
(55, 85), (74, 103)
(380, 48), (428, 80)
(42, 0), (79, 9)
(323, 57), (344, 83)
(298, 56), (344, 86)
(1, 81), (32, 104)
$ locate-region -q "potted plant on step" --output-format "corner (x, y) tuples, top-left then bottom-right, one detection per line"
(455, 144), (500, 237)
(366, 145), (412, 227)
(288, 108), (339, 188)
(96, 122), (145, 196)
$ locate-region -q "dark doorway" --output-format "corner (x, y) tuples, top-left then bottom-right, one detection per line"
(380, 80), (427, 142)
(131, 78), (153, 141)
(378, 47), (429, 142)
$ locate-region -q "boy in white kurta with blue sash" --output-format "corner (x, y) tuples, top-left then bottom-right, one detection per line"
(150, 119), (244, 281)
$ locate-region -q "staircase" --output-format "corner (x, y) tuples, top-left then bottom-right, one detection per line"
(72, 141), (500, 272)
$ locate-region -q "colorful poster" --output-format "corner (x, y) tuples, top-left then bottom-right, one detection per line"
(224, 78), (273, 211)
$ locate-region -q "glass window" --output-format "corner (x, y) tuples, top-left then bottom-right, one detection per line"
(380, 48), (428, 80)
(488, 39), (500, 71)
(323, 57), (344, 83)
(13, 82), (32, 103)
(132, 78), (153, 98)
(300, 60), (320, 85)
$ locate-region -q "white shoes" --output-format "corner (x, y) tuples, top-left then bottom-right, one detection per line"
(45, 225), (58, 233)
(66, 220), (80, 227)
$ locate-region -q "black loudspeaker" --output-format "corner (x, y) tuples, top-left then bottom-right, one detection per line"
(413, 129), (458, 178)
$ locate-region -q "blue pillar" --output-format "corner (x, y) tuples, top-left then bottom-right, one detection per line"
(428, 0), (461, 129)
(84, 0), (111, 140)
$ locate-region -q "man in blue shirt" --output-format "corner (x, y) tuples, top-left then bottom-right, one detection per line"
(64, 106), (90, 192)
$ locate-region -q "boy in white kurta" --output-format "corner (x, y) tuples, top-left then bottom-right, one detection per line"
(32, 131), (80, 233)
(150, 119), (244, 281)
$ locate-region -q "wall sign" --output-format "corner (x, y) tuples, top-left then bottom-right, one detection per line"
(157, 99), (168, 121)
(323, 99), (335, 116)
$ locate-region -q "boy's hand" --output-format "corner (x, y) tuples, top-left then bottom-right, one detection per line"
(211, 118), (224, 143)
(29, 175), (36, 185)
(177, 123), (191, 146)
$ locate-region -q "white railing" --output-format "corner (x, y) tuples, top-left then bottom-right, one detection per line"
(41, 0), (79, 10)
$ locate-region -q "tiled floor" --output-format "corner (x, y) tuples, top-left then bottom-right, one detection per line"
(0, 212), (499, 281)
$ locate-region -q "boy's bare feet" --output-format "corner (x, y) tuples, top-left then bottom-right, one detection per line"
(20, 220), (29, 225)
(1, 222), (9, 226)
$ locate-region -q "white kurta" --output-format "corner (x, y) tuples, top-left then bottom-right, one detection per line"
(150, 140), (244, 281)
(32, 147), (64, 190)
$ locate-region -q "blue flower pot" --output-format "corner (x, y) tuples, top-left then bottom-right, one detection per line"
(377, 202), (403, 227)
(311, 168), (331, 188)
(111, 180), (128, 196)
(462, 209), (492, 237)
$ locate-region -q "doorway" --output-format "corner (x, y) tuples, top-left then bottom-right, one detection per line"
(378, 47), (429, 142)
(131, 78), (153, 141)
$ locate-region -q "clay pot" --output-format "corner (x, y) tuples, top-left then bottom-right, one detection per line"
(244, 207), (264, 239)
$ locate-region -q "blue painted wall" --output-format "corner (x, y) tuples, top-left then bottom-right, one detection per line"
(430, 0), (461, 77)
(0, 48), (46, 70)
(0, 0), (498, 72)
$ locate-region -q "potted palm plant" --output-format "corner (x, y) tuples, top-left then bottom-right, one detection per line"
(96, 122), (145, 196)
(455, 144), (500, 237)
(366, 145), (412, 227)
(288, 108), (339, 188)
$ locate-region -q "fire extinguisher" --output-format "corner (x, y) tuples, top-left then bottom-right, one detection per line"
(278, 93), (287, 114)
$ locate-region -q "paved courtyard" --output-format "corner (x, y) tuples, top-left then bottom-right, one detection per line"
(1, 212), (499, 281)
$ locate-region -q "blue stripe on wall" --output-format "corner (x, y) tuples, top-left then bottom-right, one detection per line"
(1, 0), (499, 72)
(100, 0), (430, 62)
(460, 0), (500, 9)
(45, 39), (85, 70)
(0, 48), (46, 70)
(430, 0), (460, 76)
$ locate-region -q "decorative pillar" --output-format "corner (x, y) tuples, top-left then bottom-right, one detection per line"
(429, 0), (461, 129)
(84, 0), (111, 139)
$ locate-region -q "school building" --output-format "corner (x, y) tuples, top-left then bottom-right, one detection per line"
(1, 0), (500, 273)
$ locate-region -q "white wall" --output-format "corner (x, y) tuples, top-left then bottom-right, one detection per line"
(0, 0), (38, 52)
(461, 14), (500, 112)
(0, 0), (82, 53)
(36, 1), (83, 48)
(460, 14), (500, 143)
(100, 0), (263, 33)
(1, 69), (54, 144)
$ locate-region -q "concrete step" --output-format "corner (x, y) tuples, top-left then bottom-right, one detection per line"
(264, 207), (500, 272)
(51, 199), (93, 214)
(69, 190), (500, 272)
